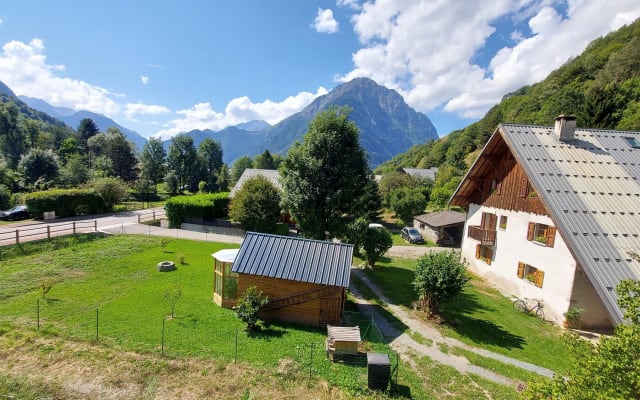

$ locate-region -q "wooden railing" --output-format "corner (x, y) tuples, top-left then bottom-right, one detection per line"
(262, 286), (337, 311)
(0, 220), (98, 246)
(137, 209), (166, 223)
(467, 225), (496, 246)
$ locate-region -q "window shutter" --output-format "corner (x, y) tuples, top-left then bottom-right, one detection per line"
(527, 222), (535, 241)
(475, 244), (481, 259)
(520, 178), (529, 197)
(517, 262), (525, 278)
(535, 270), (545, 288)
(486, 248), (492, 266)
(488, 214), (497, 230)
(546, 227), (556, 247)
(481, 212), (488, 228)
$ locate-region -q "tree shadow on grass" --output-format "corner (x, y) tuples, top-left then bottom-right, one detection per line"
(440, 291), (525, 350)
(247, 325), (286, 339)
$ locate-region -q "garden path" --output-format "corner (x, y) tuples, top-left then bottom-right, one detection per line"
(349, 266), (555, 389)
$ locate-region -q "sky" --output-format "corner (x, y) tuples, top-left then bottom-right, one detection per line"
(0, 1), (639, 140)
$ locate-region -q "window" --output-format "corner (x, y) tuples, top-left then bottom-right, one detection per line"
(624, 136), (640, 149)
(499, 215), (507, 230)
(481, 212), (497, 230)
(517, 262), (545, 288)
(520, 178), (537, 198)
(490, 179), (501, 194)
(527, 222), (556, 247)
(475, 244), (493, 265)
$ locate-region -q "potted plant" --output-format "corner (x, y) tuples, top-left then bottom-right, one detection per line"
(563, 307), (584, 329)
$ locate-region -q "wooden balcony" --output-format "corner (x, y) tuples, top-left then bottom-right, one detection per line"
(467, 225), (496, 246)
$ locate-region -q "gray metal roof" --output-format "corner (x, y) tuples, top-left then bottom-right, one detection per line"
(230, 169), (281, 197)
(415, 210), (466, 227)
(499, 124), (640, 324)
(232, 232), (353, 288)
(400, 167), (438, 180)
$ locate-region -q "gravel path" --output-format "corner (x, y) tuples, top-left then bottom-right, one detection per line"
(349, 265), (556, 387)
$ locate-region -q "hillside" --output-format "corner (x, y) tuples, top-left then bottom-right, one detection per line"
(377, 18), (640, 174)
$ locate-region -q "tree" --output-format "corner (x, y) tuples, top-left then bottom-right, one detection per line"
(389, 187), (427, 223)
(344, 216), (370, 255)
(235, 286), (269, 331)
(280, 106), (375, 240)
(362, 226), (393, 267)
(92, 177), (129, 211)
(197, 138), (223, 192)
(140, 137), (166, 192)
(77, 118), (100, 153)
(58, 137), (81, 163)
(164, 171), (179, 195)
(229, 175), (281, 233)
(522, 279), (640, 400)
(163, 283), (183, 319)
(59, 154), (91, 187)
(413, 250), (469, 318)
(104, 128), (138, 182)
(254, 149), (276, 169)
(0, 103), (26, 168)
(17, 148), (59, 190)
(231, 156), (254, 183)
(217, 164), (230, 192)
(167, 134), (198, 192)
(378, 171), (415, 207)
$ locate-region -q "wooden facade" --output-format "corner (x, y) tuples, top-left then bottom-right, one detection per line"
(237, 274), (345, 327)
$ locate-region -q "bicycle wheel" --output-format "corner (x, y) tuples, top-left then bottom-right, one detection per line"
(535, 307), (545, 321)
(513, 299), (527, 313)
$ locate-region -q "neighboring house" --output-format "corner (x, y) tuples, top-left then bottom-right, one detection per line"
(212, 232), (353, 327)
(413, 210), (465, 246)
(450, 115), (640, 329)
(398, 167), (438, 181)
(230, 168), (281, 197)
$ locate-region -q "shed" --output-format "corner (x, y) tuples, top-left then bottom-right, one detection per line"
(325, 325), (361, 359)
(413, 210), (465, 246)
(217, 232), (354, 327)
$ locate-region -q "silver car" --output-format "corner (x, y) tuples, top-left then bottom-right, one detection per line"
(401, 227), (423, 244)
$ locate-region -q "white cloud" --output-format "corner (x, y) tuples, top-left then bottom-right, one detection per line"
(140, 75), (149, 85)
(340, 0), (640, 123)
(313, 8), (339, 34)
(337, 0), (361, 11)
(124, 102), (170, 119)
(153, 87), (328, 140)
(0, 38), (121, 117)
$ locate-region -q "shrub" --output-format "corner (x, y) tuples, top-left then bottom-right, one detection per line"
(164, 192), (229, 228)
(234, 286), (269, 331)
(25, 189), (105, 218)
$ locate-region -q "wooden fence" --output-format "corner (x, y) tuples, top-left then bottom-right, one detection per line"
(0, 220), (98, 246)
(137, 209), (166, 224)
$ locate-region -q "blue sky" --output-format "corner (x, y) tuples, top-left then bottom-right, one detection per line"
(1, 1), (639, 140)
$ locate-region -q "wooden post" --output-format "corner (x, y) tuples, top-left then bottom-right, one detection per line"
(37, 298), (40, 331)
(47, 225), (51, 239)
(15, 230), (19, 244)
(138, 215), (141, 223)
(94, 220), (97, 231)
(73, 221), (76, 235)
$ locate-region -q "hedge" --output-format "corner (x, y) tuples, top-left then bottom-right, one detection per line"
(25, 189), (106, 219)
(164, 192), (230, 228)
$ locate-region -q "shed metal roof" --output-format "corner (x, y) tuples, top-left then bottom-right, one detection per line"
(229, 169), (281, 197)
(232, 232), (353, 288)
(415, 210), (466, 227)
(400, 167), (438, 180)
(452, 123), (640, 324)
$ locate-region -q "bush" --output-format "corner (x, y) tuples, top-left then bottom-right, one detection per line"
(235, 286), (269, 331)
(25, 189), (105, 219)
(164, 192), (230, 228)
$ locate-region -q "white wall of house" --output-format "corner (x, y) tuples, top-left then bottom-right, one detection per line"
(461, 203), (577, 324)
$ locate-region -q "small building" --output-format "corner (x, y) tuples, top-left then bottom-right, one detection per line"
(213, 232), (354, 327)
(211, 248), (240, 308)
(230, 168), (281, 197)
(398, 167), (439, 181)
(325, 325), (361, 360)
(413, 210), (465, 246)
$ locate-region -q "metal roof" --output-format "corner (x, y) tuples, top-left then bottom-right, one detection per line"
(400, 167), (438, 180)
(414, 210), (466, 227)
(231, 232), (354, 288)
(453, 123), (640, 324)
(229, 169), (281, 197)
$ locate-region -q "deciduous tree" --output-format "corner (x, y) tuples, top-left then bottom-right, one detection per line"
(362, 226), (393, 267)
(17, 148), (59, 190)
(197, 138), (223, 192)
(167, 134), (198, 192)
(229, 175), (281, 233)
(140, 137), (166, 192)
(231, 156), (254, 184)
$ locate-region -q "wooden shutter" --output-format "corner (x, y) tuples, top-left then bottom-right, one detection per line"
(517, 262), (525, 278)
(520, 178), (529, 197)
(486, 248), (492, 266)
(527, 222), (535, 241)
(546, 226), (556, 247)
(475, 244), (481, 259)
(488, 214), (497, 230)
(481, 212), (488, 228)
(535, 270), (545, 288)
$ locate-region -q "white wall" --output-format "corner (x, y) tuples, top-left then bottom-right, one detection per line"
(461, 204), (577, 324)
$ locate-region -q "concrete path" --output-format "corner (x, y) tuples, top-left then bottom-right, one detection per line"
(349, 267), (555, 387)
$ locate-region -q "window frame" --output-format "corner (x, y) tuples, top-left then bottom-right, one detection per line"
(517, 262), (545, 288)
(526, 222), (556, 247)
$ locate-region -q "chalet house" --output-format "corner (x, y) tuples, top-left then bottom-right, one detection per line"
(212, 232), (353, 327)
(450, 116), (640, 329)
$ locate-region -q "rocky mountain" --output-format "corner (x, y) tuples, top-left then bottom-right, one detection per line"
(20, 96), (148, 151)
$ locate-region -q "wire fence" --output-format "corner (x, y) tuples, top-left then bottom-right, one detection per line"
(29, 300), (399, 392)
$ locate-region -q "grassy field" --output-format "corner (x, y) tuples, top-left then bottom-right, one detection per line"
(356, 254), (571, 374)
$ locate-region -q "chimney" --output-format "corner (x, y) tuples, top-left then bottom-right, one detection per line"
(554, 115), (577, 141)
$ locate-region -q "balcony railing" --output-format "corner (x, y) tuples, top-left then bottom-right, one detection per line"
(467, 225), (496, 246)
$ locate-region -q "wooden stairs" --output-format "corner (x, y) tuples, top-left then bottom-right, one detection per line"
(261, 286), (337, 311)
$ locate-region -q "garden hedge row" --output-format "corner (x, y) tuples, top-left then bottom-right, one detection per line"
(164, 192), (230, 228)
(25, 189), (106, 219)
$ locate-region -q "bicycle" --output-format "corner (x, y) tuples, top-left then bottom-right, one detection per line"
(513, 297), (545, 321)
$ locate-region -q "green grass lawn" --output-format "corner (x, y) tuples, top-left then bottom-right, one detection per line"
(357, 255), (571, 374)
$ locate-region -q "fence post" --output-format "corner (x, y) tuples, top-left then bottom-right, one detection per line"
(73, 221), (76, 235)
(153, 211), (156, 220)
(47, 225), (51, 239)
(235, 328), (238, 366)
(37, 298), (40, 331)
(162, 318), (165, 355)
(95, 308), (99, 341)
(309, 342), (314, 378)
(94, 220), (97, 232)
(138, 215), (141, 223)
(15, 229), (19, 244)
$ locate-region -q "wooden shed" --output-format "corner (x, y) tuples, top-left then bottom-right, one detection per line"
(222, 232), (354, 327)
(326, 325), (361, 360)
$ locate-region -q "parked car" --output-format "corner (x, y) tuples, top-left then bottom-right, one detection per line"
(401, 227), (424, 244)
(0, 205), (30, 221)
(368, 223), (385, 229)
